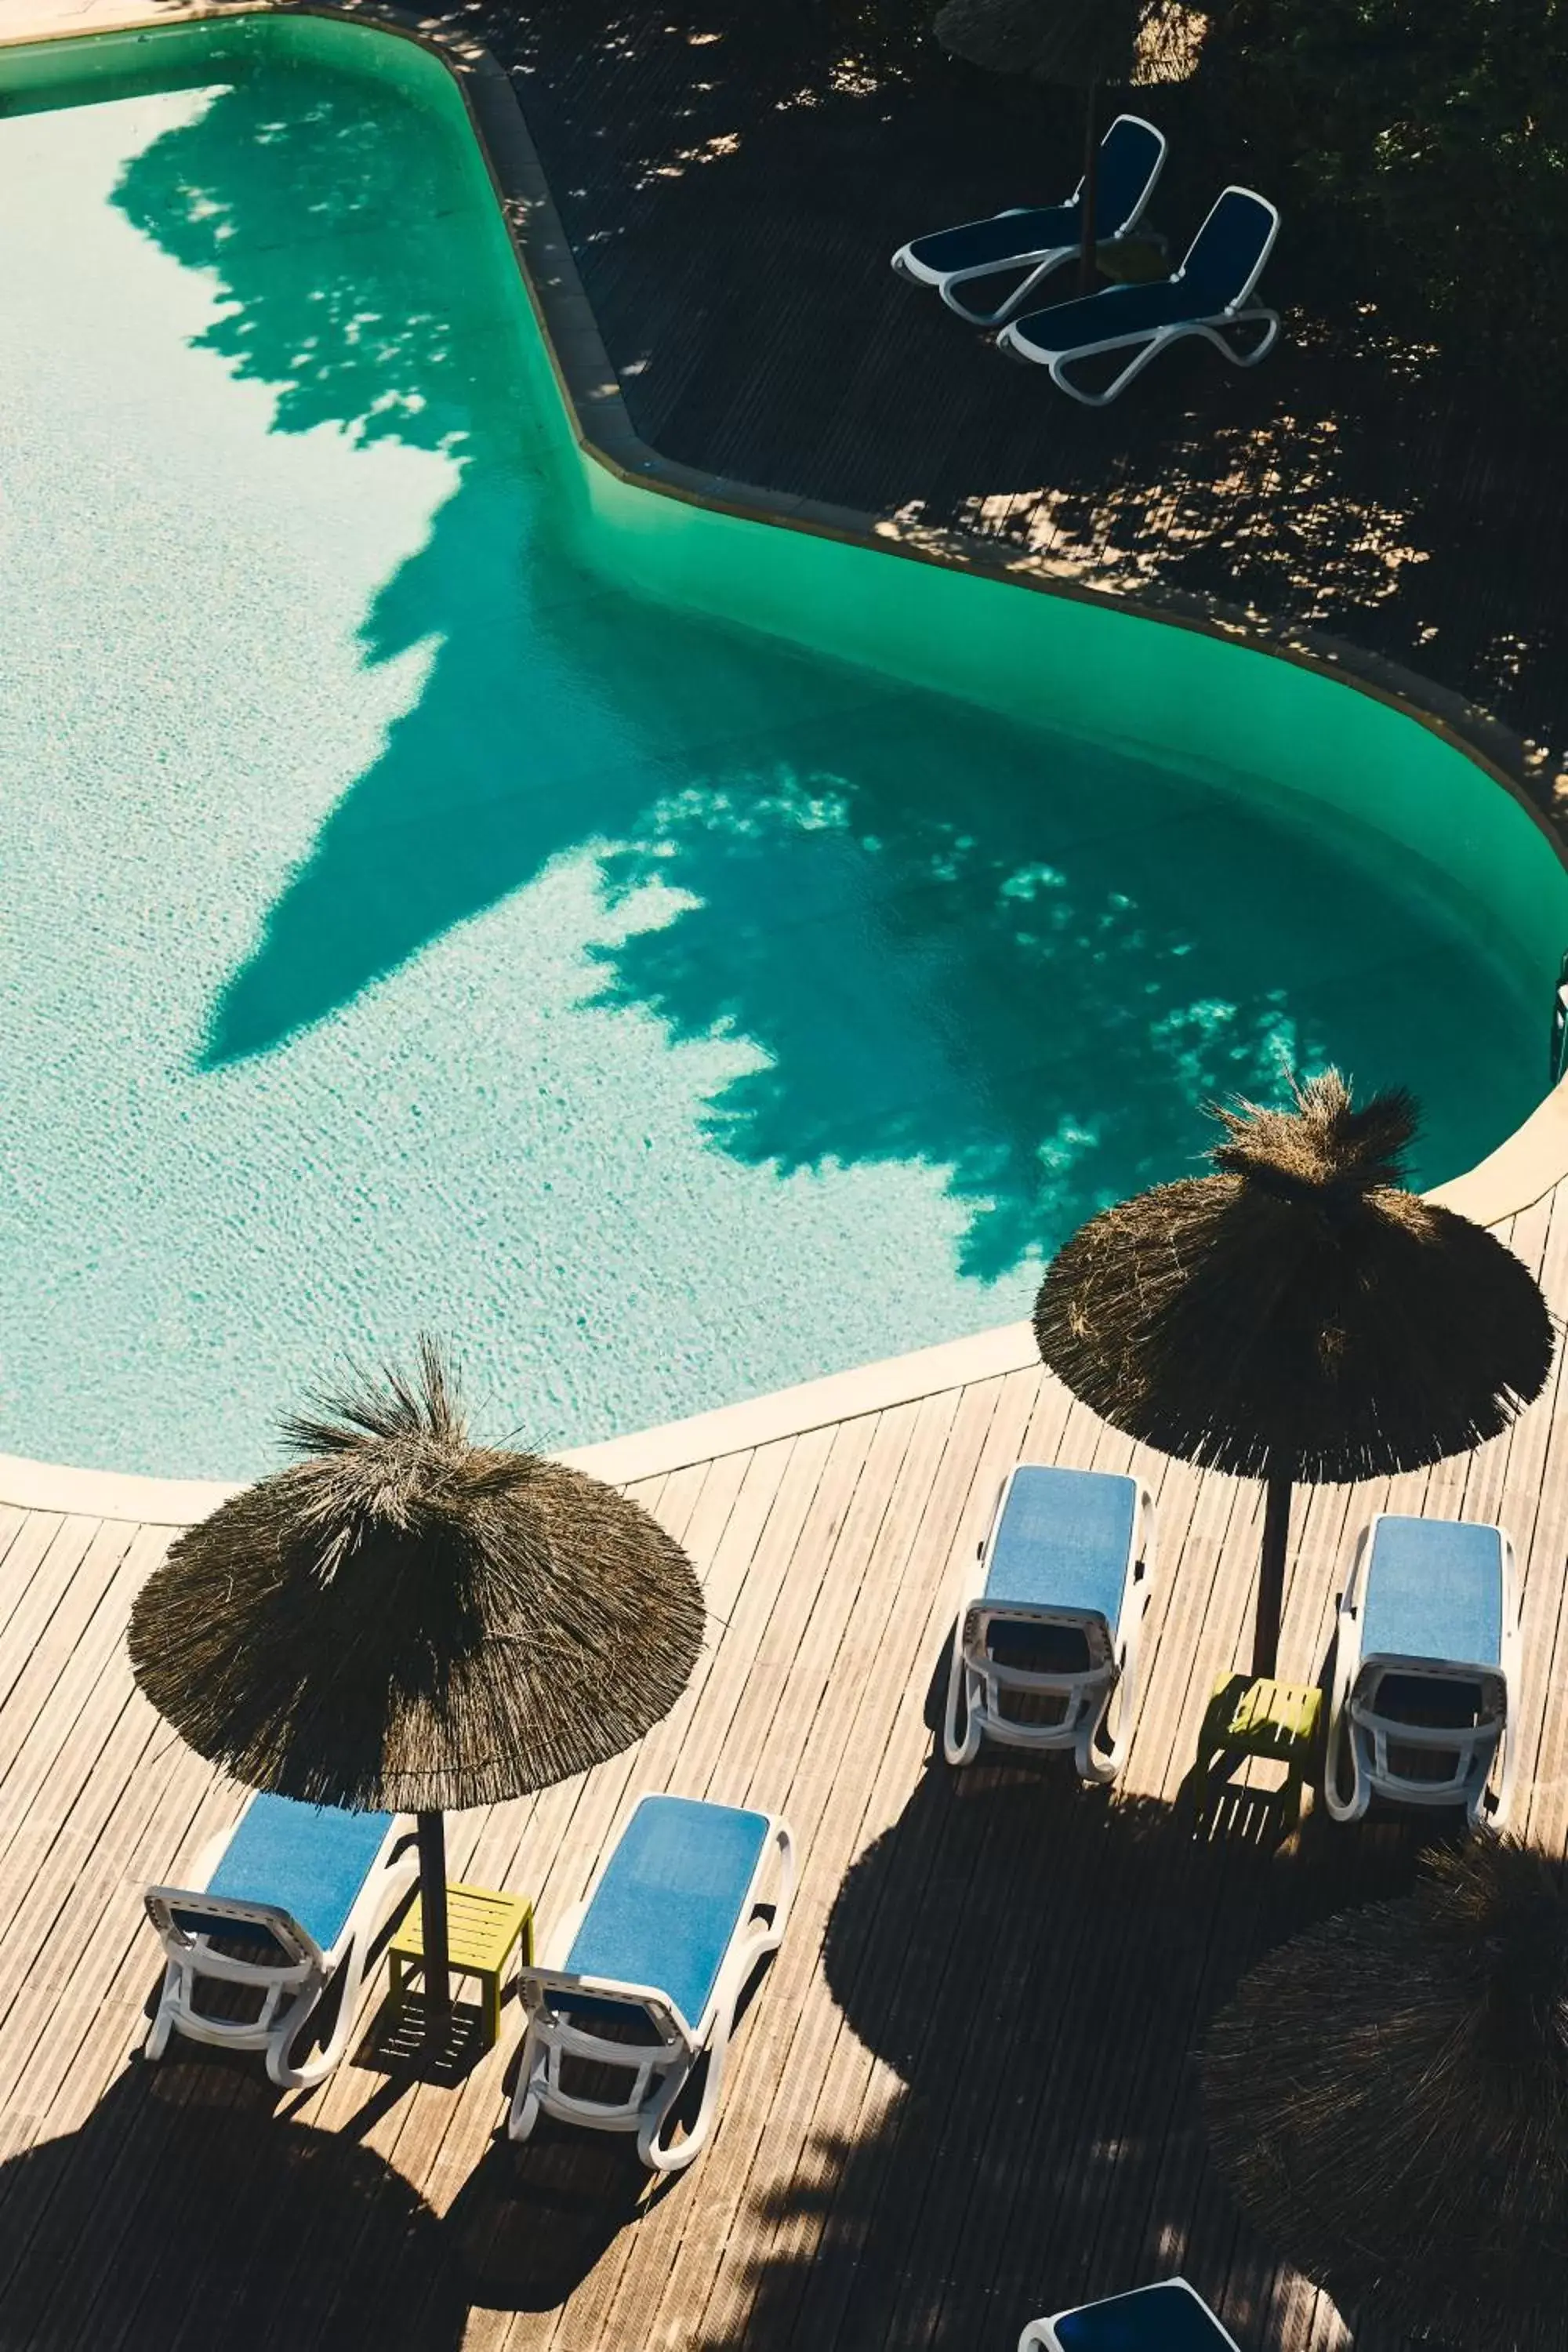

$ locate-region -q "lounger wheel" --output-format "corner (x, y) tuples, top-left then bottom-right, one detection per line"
(639, 2023), (728, 2172)
(1475, 1717), (1515, 1834)
(144, 1981), (177, 2062)
(1079, 1654), (1130, 1786)
(1322, 1711), (1369, 1824)
(265, 1941), (367, 2090)
(942, 1624), (984, 1768)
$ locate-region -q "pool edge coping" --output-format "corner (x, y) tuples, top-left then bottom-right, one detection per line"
(0, 1321), (1043, 1523)
(2, 0), (1564, 1526)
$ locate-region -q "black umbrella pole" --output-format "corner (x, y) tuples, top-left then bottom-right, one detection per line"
(1078, 81), (1100, 292)
(1252, 1465), (1293, 1680)
(416, 1811), (452, 2027)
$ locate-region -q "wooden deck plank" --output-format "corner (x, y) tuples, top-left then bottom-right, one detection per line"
(525, 1410), (896, 2350)
(689, 1374), (1035, 2352)
(731, 1370), (1049, 2352)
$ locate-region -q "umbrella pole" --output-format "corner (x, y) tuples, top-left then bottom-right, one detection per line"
(1252, 1463), (1293, 1680)
(416, 1810), (452, 2029)
(1077, 80), (1101, 293)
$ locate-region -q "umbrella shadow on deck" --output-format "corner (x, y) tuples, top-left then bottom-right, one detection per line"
(695, 1758), (1434, 2352)
(0, 2054), (469, 2352)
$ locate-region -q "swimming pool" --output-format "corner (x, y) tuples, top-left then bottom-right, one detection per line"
(2, 11), (1564, 1479)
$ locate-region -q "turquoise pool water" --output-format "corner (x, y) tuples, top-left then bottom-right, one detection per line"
(0, 16), (1559, 1479)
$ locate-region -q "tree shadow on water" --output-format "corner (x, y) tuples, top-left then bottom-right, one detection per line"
(108, 45), (648, 1067)
(697, 1759), (1431, 2351)
(0, 2056), (467, 2352)
(103, 40), (1537, 1283)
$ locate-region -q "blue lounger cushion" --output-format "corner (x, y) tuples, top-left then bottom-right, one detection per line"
(1360, 1517), (1504, 1671)
(982, 1465), (1138, 1628)
(182, 1795), (395, 1953)
(1011, 279), (1210, 357)
(902, 118), (1163, 278)
(1053, 2281), (1236, 2352)
(903, 202), (1079, 277)
(1010, 187), (1277, 361)
(564, 1795), (771, 2030)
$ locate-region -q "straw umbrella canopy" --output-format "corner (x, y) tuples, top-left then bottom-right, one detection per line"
(933, 0), (1202, 289)
(1033, 1073), (1553, 1676)
(1203, 1837), (1568, 2349)
(128, 1338), (706, 2023)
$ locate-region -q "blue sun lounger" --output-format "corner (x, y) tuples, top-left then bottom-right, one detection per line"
(143, 1793), (417, 2089)
(891, 114), (1167, 325)
(943, 1463), (1155, 1783)
(1021, 2279), (1244, 2352)
(510, 1792), (795, 2173)
(998, 185), (1280, 404)
(1325, 1513), (1520, 1830)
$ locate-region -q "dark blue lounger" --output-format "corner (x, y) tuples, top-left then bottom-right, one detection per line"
(891, 115), (1167, 325)
(999, 186), (1280, 404)
(1021, 2278), (1244, 2352)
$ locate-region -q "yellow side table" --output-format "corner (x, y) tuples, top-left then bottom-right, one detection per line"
(389, 1882), (534, 2048)
(1198, 1672), (1323, 1817)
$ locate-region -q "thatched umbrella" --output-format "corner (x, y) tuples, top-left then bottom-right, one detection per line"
(933, 0), (1203, 289)
(1033, 1072), (1553, 1677)
(1203, 1837), (1568, 2349)
(129, 1338), (705, 2024)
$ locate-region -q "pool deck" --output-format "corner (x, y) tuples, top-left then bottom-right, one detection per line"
(5, 1174), (1568, 2350)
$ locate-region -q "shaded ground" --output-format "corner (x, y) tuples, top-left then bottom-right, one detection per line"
(428, 0), (1568, 804)
(688, 1755), (1439, 2352)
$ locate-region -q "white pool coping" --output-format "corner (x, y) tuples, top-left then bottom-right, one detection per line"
(3, 0), (1566, 1528)
(0, 1320), (1042, 1523)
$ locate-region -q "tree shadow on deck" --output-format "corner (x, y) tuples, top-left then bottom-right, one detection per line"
(696, 1759), (1436, 2351)
(0, 2055), (468, 2352)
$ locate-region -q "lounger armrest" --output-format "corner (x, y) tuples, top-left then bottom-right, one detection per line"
(521, 1965), (698, 2052)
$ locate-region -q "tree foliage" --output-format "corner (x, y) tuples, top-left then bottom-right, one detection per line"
(1203, 0), (1568, 393)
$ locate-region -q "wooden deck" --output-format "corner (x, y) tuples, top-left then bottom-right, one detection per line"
(4, 1182), (1568, 2350)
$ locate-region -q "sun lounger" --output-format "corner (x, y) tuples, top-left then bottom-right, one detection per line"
(1325, 1513), (1520, 1830)
(143, 1793), (417, 2089)
(998, 185), (1279, 404)
(1021, 2278), (1244, 2351)
(891, 114), (1167, 325)
(509, 1792), (794, 2172)
(943, 1463), (1155, 1782)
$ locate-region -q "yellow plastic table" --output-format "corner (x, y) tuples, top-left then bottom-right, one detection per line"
(389, 1882), (534, 2048)
(1198, 1672), (1323, 1816)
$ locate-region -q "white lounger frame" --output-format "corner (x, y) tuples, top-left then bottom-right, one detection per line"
(998, 187), (1280, 405)
(143, 1810), (417, 2089)
(1324, 1516), (1521, 1831)
(509, 1804), (795, 2173)
(1020, 2277), (1244, 2351)
(891, 116), (1167, 325)
(943, 1468), (1155, 1783)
